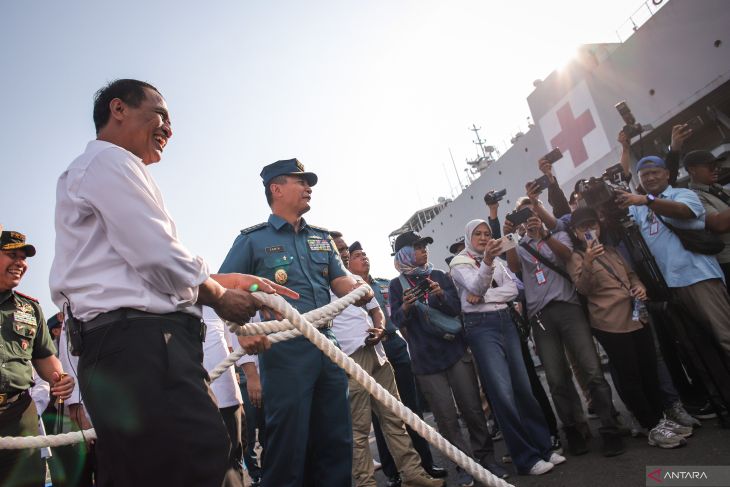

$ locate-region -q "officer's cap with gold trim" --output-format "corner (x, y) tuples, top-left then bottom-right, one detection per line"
(260, 158), (318, 187)
(0, 231), (36, 257)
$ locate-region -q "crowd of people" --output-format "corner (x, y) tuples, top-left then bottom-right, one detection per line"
(1, 78), (729, 487)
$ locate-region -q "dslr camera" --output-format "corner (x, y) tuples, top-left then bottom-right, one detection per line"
(484, 189), (507, 206)
(615, 101), (644, 139)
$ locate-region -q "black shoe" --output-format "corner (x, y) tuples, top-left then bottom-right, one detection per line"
(685, 401), (719, 420)
(386, 473), (402, 487)
(601, 431), (626, 457)
(564, 426), (589, 456)
(425, 465), (448, 479)
(484, 462), (510, 479)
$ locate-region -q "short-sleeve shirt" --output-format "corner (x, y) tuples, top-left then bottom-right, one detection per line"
(628, 186), (723, 288)
(516, 231), (579, 318)
(218, 214), (347, 314)
(0, 290), (56, 392)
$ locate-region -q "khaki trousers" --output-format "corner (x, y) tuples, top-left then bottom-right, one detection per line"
(672, 278), (730, 368)
(349, 346), (423, 487)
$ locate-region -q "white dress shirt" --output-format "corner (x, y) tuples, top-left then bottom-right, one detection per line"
(50, 140), (209, 321)
(450, 256), (518, 313)
(330, 292), (385, 361)
(203, 307), (243, 409)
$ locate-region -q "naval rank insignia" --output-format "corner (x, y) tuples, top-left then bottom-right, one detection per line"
(274, 268), (288, 285)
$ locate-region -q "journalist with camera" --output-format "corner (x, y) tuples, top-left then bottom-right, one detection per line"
(685, 150), (730, 287)
(615, 156), (730, 368)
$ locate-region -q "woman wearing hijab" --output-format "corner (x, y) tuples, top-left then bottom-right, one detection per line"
(450, 219), (563, 476)
(388, 231), (508, 485)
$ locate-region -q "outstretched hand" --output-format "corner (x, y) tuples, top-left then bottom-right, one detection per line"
(211, 273), (299, 299)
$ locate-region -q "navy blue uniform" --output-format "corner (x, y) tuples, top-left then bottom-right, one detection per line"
(219, 214), (352, 487)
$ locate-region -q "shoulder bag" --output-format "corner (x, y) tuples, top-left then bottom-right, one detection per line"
(398, 275), (462, 341)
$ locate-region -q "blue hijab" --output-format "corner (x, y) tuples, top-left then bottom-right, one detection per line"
(394, 246), (434, 276)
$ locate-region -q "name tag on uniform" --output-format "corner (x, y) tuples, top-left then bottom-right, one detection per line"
(265, 245), (284, 254)
(14, 311), (37, 326)
(535, 269), (547, 286)
(307, 238), (332, 252)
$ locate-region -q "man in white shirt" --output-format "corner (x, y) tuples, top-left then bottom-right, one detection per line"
(203, 307), (245, 486)
(50, 79), (294, 487)
(330, 234), (444, 487)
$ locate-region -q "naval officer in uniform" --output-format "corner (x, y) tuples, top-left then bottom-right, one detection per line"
(0, 230), (74, 487)
(219, 158), (374, 487)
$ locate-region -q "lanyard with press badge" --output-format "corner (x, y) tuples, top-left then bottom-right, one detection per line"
(648, 210), (659, 236)
(531, 241), (548, 286)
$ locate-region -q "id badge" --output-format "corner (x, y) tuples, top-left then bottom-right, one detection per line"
(535, 269), (547, 285)
(649, 221), (659, 235)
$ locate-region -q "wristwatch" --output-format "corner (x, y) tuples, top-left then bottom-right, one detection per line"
(646, 194), (656, 207)
(543, 230), (553, 240)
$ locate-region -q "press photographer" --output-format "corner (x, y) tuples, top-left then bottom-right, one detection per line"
(615, 155), (730, 370)
(685, 150), (730, 286)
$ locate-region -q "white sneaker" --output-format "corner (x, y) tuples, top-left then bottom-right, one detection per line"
(648, 425), (686, 449)
(373, 459), (382, 471)
(528, 460), (554, 475)
(659, 418), (693, 438)
(548, 452), (566, 465)
(665, 401), (702, 428)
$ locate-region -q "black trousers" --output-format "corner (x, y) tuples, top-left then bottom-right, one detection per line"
(78, 313), (232, 487)
(593, 326), (664, 429)
(373, 360), (435, 477)
(41, 405), (96, 487)
(0, 391), (44, 487)
(220, 404), (244, 486)
(520, 337), (559, 437)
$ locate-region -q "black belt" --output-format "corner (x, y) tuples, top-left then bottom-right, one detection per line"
(81, 308), (202, 335)
(0, 389), (27, 407)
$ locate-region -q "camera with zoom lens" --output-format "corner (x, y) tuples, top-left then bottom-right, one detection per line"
(484, 189), (507, 205)
(615, 101), (643, 139)
(576, 164), (631, 222)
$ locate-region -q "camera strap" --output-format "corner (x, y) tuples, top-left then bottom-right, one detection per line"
(519, 241), (571, 282)
(700, 185), (730, 207)
(579, 250), (632, 292)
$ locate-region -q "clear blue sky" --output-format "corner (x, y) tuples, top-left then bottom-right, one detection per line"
(0, 0), (656, 314)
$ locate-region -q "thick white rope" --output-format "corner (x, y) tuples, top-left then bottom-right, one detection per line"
(0, 289), (368, 450)
(0, 288), (516, 487)
(246, 287), (512, 487)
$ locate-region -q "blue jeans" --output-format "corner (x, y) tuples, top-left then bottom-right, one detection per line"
(464, 309), (552, 473)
